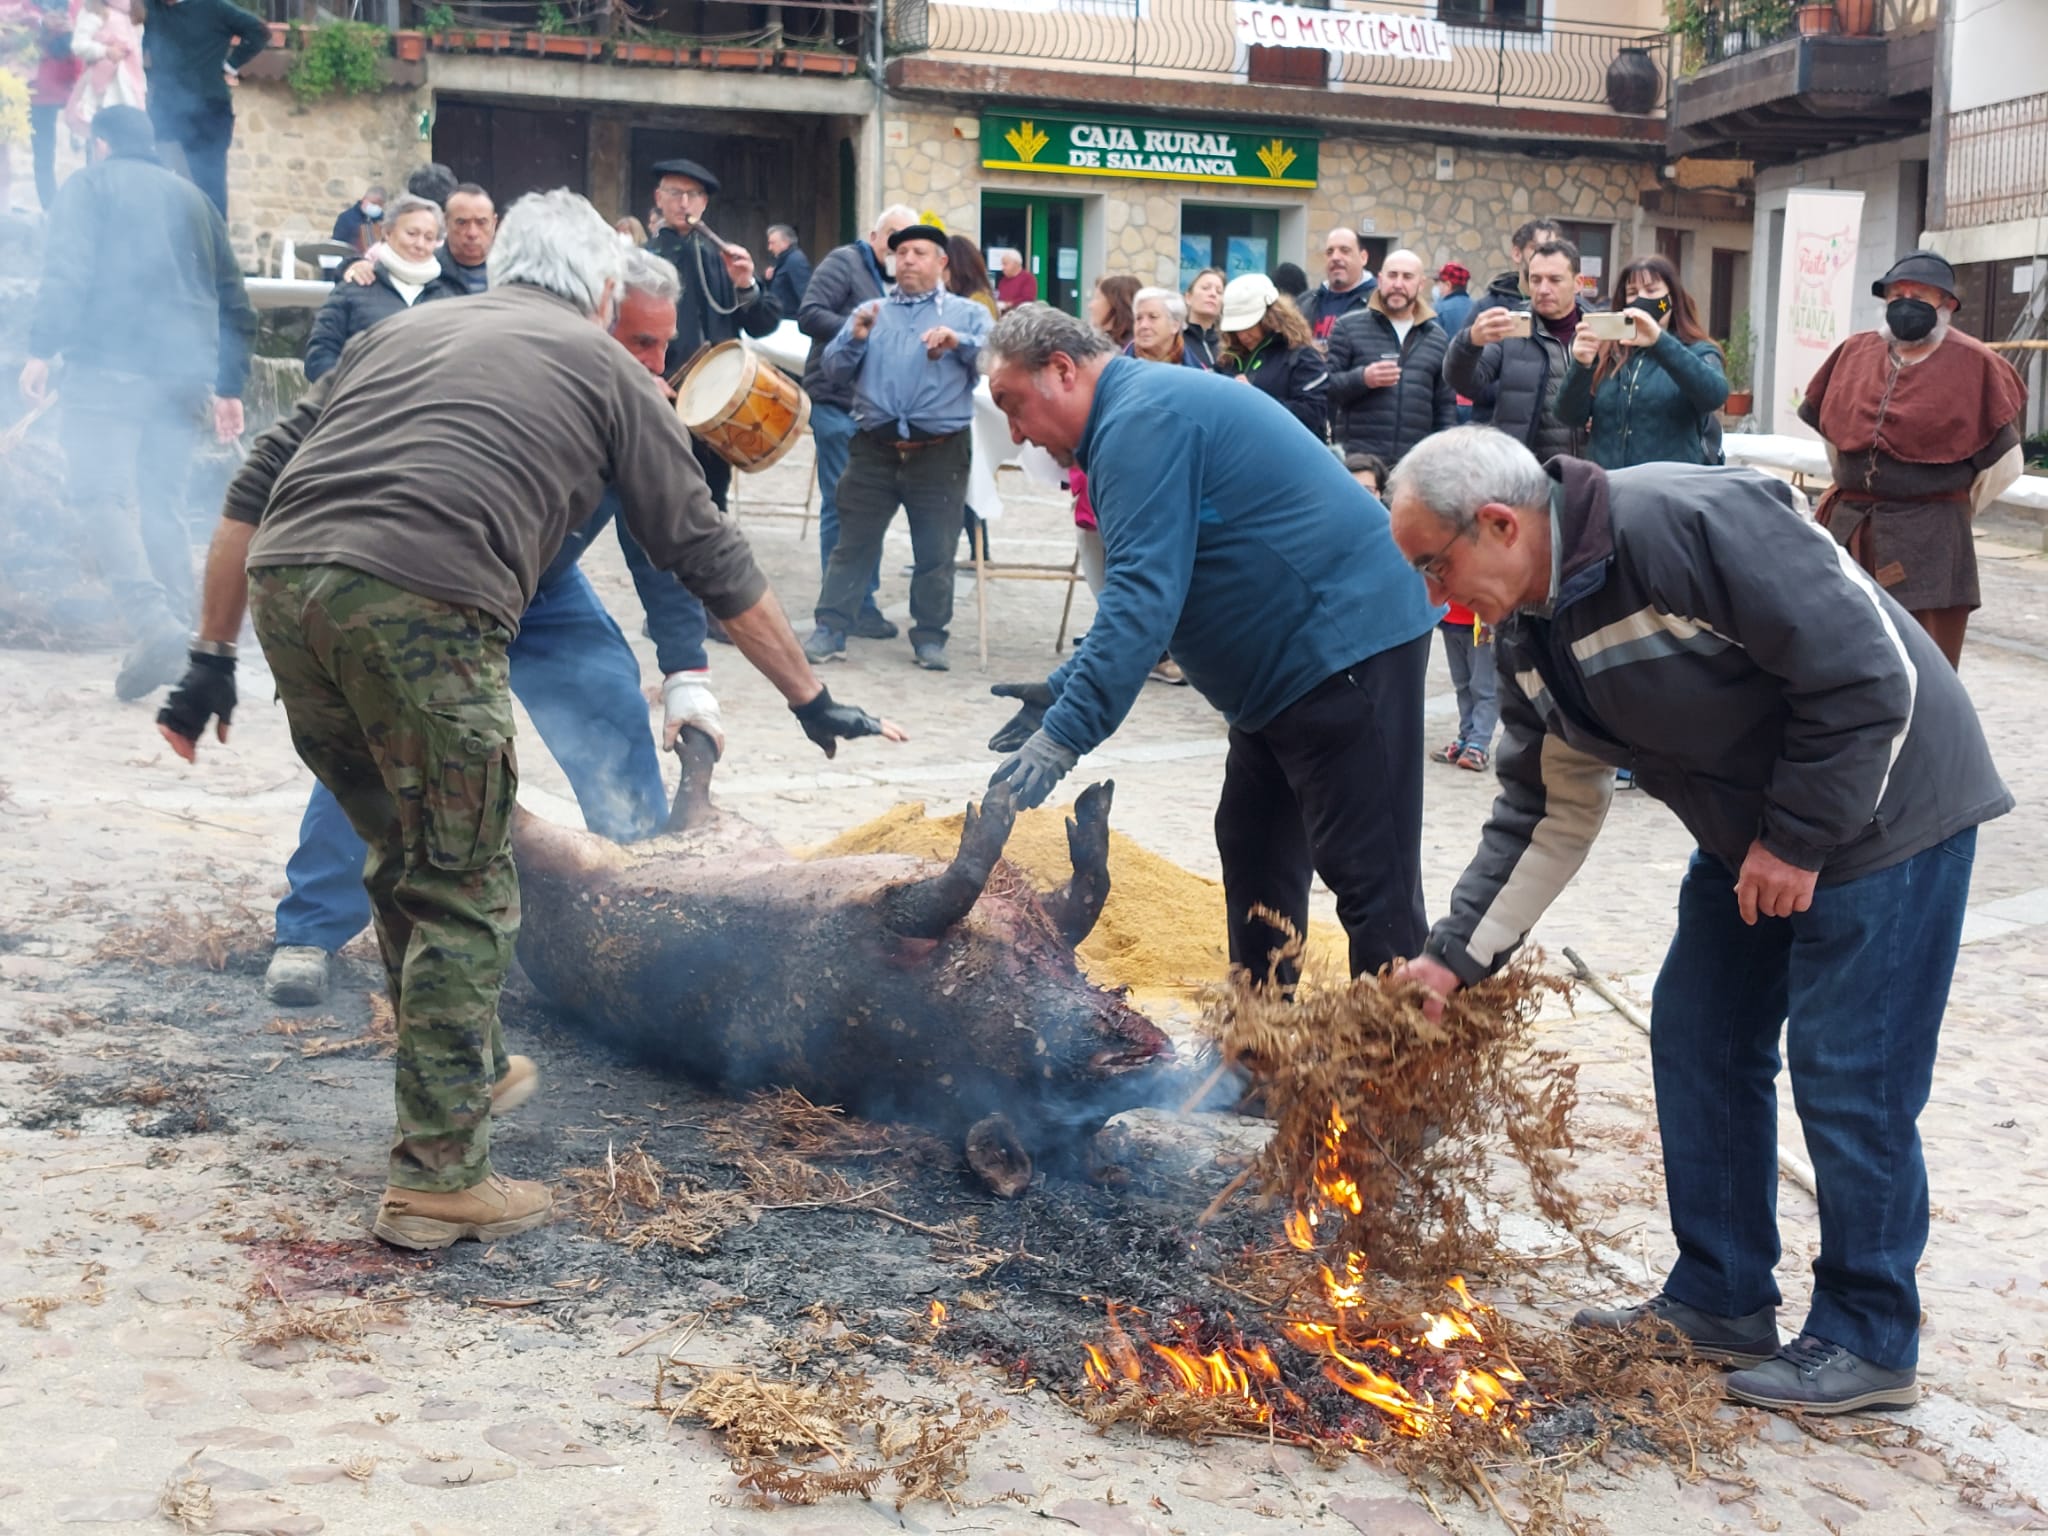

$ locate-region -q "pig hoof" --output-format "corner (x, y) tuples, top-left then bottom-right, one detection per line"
(965, 1113), (1033, 1198)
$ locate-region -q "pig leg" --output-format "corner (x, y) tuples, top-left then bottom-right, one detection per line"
(664, 726), (719, 834)
(1040, 781), (1114, 948)
(883, 784), (1018, 938)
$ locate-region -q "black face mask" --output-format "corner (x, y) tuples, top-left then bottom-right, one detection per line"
(1886, 296), (1939, 342)
(1636, 293), (1673, 324)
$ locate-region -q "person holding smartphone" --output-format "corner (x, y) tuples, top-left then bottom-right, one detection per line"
(1441, 238), (1586, 463)
(1553, 254), (1728, 471)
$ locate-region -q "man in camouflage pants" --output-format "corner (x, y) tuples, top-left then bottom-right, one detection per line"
(155, 192), (903, 1250)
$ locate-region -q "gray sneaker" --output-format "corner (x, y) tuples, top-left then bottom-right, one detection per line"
(802, 625), (846, 664)
(1724, 1334), (1919, 1414)
(912, 641), (949, 672)
(115, 626), (190, 703)
(1572, 1291), (1778, 1367)
(265, 945), (331, 1006)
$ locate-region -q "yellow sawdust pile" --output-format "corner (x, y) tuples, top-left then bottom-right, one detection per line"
(809, 801), (1346, 993)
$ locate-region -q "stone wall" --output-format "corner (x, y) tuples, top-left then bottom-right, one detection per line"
(225, 78), (432, 273)
(883, 101), (1653, 287)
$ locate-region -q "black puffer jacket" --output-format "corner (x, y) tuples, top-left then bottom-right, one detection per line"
(1325, 301), (1457, 464)
(1221, 334), (1328, 441)
(304, 265), (466, 381)
(1442, 304), (1584, 462)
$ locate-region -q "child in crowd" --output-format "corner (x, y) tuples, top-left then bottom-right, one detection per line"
(1348, 451), (1497, 773)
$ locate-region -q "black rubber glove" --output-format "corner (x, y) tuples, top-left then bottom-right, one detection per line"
(990, 729), (1079, 811)
(987, 679), (1054, 753)
(157, 652), (237, 747)
(791, 685), (885, 760)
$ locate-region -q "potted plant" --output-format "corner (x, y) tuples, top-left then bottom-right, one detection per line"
(287, 20), (388, 103)
(1722, 314), (1755, 418)
(1836, 0), (1876, 32)
(525, 2), (602, 56)
(1797, 1), (1836, 35)
(392, 28), (425, 59)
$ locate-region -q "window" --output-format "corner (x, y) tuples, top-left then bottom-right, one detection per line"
(1438, 0), (1540, 31)
(1558, 219), (1612, 306)
(1247, 0), (1326, 86)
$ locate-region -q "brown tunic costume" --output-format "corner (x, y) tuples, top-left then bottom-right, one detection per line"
(1800, 329), (2024, 633)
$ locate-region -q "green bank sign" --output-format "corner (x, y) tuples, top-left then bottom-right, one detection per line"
(980, 112), (1319, 189)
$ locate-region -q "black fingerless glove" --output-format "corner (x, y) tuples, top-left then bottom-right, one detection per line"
(157, 652), (237, 744)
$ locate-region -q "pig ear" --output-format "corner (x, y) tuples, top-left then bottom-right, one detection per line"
(1040, 779), (1114, 948)
(882, 784), (1020, 938)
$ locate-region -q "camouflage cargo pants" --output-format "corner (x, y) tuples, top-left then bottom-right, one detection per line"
(249, 564), (520, 1193)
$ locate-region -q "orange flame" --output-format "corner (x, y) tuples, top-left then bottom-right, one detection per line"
(927, 1300), (947, 1328)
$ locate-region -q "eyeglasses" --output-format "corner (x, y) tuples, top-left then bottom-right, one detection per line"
(1410, 524), (1474, 584)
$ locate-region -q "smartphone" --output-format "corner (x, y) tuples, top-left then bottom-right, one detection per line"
(1587, 311), (1638, 342)
(1498, 311), (1533, 339)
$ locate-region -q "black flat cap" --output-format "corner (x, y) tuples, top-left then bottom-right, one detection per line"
(651, 157), (719, 194)
(888, 223), (949, 252)
(1873, 249), (1959, 304)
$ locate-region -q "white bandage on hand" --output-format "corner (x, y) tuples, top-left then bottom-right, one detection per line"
(661, 670), (724, 757)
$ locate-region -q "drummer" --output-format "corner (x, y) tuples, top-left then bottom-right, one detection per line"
(645, 156), (784, 517)
(804, 223), (991, 672)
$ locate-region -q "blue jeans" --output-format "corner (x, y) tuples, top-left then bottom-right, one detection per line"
(811, 402), (881, 616)
(1650, 829), (1976, 1370)
(274, 566), (667, 951)
(1439, 619), (1498, 750)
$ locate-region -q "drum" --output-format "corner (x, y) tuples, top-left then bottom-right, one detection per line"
(675, 341), (811, 473)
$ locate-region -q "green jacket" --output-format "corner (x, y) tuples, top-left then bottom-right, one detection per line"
(1554, 332), (1728, 470)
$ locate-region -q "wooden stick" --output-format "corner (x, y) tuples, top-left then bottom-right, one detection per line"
(1174, 1056), (1234, 1117)
(1195, 1163), (1257, 1227)
(617, 1310), (704, 1358)
(1562, 946), (1817, 1195)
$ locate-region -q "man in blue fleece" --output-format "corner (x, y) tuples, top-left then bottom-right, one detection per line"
(982, 304), (1441, 984)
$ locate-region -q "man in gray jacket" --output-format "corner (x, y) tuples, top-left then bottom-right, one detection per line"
(20, 105), (254, 701)
(1387, 427), (2009, 1416)
(1442, 239), (1584, 462)
(798, 203), (917, 638)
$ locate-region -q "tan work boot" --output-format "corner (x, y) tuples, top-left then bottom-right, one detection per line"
(492, 1055), (539, 1114)
(373, 1174), (554, 1251)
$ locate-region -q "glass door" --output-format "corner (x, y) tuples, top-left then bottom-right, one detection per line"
(982, 192), (1085, 316)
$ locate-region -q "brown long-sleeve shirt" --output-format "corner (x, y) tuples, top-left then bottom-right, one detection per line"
(230, 284), (768, 633)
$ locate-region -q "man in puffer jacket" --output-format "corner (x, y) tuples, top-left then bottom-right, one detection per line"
(1443, 239), (1585, 463)
(1326, 249), (1456, 466)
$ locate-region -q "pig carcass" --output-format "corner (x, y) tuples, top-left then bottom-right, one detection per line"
(509, 733), (1175, 1193)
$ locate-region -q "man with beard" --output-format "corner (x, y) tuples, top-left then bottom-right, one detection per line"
(1326, 249), (1457, 467)
(1801, 249), (2026, 668)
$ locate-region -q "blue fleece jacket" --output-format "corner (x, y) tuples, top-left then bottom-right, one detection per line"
(1041, 357), (1441, 752)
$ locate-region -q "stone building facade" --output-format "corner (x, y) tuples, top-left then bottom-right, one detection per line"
(883, 102), (1652, 295)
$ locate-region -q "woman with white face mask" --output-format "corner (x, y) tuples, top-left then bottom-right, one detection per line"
(304, 194), (468, 382)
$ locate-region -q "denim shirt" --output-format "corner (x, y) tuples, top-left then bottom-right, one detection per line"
(819, 286), (990, 439)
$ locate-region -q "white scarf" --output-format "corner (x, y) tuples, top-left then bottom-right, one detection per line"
(379, 250), (444, 290)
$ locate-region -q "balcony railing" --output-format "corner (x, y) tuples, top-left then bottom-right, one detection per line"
(1673, 0), (1933, 71)
(1942, 92), (2048, 229)
(888, 0), (1669, 113)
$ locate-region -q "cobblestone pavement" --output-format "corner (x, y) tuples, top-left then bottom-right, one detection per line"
(1, 444), (2045, 1533)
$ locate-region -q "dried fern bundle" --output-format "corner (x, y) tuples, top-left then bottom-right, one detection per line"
(1205, 948), (1583, 1277)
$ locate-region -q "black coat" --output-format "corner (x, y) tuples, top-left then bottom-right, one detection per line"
(767, 242), (812, 317)
(1325, 305), (1456, 464)
(304, 266), (467, 382)
(646, 226), (783, 375)
(1222, 335), (1328, 441)
(797, 240), (887, 412)
(1442, 305), (1585, 463)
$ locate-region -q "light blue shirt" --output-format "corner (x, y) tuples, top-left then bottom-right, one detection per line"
(819, 285), (990, 439)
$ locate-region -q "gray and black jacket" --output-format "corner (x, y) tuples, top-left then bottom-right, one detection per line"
(1443, 303), (1584, 462)
(1424, 456), (2012, 986)
(1325, 300), (1456, 464)
(797, 239), (887, 413)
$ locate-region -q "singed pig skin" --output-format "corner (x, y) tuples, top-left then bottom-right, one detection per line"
(509, 779), (1173, 1176)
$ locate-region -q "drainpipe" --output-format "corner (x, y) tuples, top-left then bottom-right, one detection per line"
(871, 0), (887, 220)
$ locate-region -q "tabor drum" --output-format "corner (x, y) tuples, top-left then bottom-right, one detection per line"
(675, 342), (811, 473)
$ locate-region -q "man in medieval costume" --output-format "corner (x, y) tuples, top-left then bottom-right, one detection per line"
(1800, 249), (2027, 669)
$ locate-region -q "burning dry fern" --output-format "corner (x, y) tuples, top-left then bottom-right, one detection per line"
(1208, 943), (1582, 1277)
